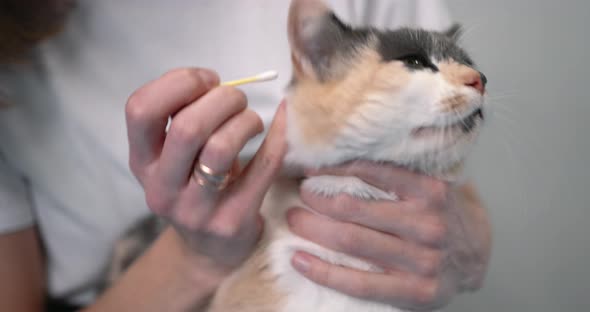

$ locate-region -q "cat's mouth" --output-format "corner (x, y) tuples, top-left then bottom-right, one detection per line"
(412, 108), (484, 138)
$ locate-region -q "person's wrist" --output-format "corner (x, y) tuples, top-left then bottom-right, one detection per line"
(167, 228), (232, 294)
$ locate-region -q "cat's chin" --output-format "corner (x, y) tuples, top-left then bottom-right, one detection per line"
(411, 107), (483, 140)
(281, 141), (468, 183)
(404, 158), (467, 182)
(282, 146), (355, 173)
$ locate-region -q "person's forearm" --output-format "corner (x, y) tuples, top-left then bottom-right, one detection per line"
(82, 227), (228, 312)
(0, 228), (45, 312)
(453, 183), (492, 292)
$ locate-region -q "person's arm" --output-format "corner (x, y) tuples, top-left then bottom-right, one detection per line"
(83, 228), (226, 312)
(92, 67), (286, 311)
(0, 227), (45, 312)
(0, 224), (224, 312)
(0, 227), (246, 312)
(87, 67), (286, 311)
(0, 67), (286, 312)
(0, 154), (45, 312)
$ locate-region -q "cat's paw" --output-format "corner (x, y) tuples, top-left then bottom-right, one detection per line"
(302, 175), (397, 201)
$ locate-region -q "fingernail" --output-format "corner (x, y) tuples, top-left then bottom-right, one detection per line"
(292, 253), (311, 273)
(199, 70), (219, 88)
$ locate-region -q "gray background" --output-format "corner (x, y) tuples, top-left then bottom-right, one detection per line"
(447, 0), (590, 311)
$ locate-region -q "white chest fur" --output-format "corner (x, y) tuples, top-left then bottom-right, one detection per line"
(260, 176), (428, 312)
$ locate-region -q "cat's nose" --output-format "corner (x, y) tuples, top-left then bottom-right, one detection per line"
(464, 71), (485, 95)
(479, 72), (488, 86)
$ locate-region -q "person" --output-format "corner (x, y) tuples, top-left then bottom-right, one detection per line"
(0, 1), (492, 311)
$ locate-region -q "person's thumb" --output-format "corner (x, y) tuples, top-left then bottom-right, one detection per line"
(211, 101), (287, 229)
(234, 100), (287, 201)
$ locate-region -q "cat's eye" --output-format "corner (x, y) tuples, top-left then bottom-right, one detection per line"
(405, 57), (425, 67)
(399, 54), (432, 70)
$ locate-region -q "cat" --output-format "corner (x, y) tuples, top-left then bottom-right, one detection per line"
(108, 0), (488, 311)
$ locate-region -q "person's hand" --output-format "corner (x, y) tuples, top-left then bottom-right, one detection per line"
(287, 162), (491, 311)
(125, 68), (287, 271)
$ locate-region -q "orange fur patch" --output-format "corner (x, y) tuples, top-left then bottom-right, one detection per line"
(289, 46), (412, 145)
(208, 244), (286, 312)
(440, 94), (469, 112)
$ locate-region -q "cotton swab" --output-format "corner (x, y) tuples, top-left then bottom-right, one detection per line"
(221, 70), (279, 87)
(164, 70), (279, 133)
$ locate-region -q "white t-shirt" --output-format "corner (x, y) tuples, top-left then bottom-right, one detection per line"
(0, 0), (451, 304)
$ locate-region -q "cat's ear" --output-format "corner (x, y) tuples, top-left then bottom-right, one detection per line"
(288, 0), (352, 81)
(444, 23), (463, 42)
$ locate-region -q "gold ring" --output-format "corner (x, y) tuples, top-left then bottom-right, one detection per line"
(193, 162), (231, 191)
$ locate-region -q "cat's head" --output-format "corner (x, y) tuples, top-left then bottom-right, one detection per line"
(284, 0), (487, 178)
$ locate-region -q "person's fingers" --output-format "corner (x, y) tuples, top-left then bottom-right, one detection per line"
(300, 190), (448, 246)
(291, 252), (444, 310)
(231, 101), (287, 200)
(305, 161), (448, 199)
(167, 108), (263, 230)
(157, 86), (247, 189)
(198, 108), (264, 175)
(206, 101), (287, 236)
(126, 68), (219, 172)
(287, 208), (443, 276)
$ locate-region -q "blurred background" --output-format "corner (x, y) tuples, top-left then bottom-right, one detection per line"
(447, 0), (590, 311)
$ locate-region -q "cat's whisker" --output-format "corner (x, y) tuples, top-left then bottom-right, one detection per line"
(487, 93), (519, 103)
(488, 108), (518, 126)
(485, 87), (544, 184)
(450, 106), (470, 130)
(462, 17), (497, 40)
(487, 128), (534, 221)
(485, 91), (517, 111)
(488, 90), (519, 97)
(487, 105), (521, 129)
(457, 24), (480, 43)
(487, 96), (517, 104)
(488, 100), (515, 111)
(456, 19), (495, 53)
